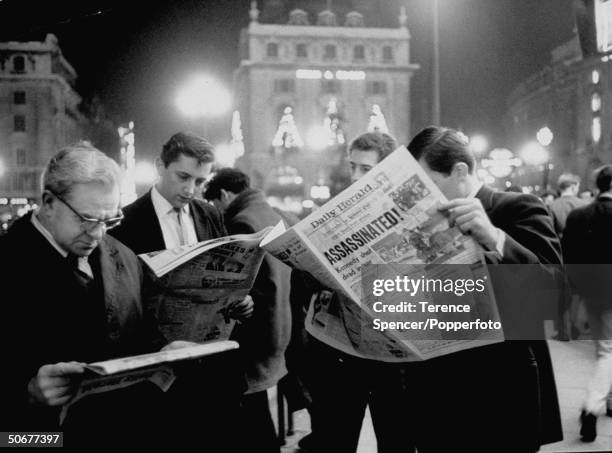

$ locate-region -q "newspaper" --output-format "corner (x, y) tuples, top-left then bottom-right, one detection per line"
(61, 340), (239, 423)
(261, 146), (503, 361)
(140, 228), (271, 342)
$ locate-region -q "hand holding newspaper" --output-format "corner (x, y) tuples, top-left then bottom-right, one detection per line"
(139, 228), (272, 342)
(260, 146), (504, 361)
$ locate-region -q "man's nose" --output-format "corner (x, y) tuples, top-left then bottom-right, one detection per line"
(183, 180), (196, 195)
(86, 223), (106, 240)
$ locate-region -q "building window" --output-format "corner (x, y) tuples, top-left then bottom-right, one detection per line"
(16, 149), (26, 166)
(592, 116), (602, 143)
(382, 46), (394, 62)
(323, 44), (337, 60)
(296, 43), (308, 58)
(13, 91), (26, 105)
(354, 45), (365, 60)
(592, 92), (602, 112)
(267, 43), (278, 58)
(13, 55), (25, 73)
(274, 79), (295, 93)
(321, 80), (340, 94)
(592, 70), (601, 84)
(14, 115), (25, 132)
(367, 81), (387, 95)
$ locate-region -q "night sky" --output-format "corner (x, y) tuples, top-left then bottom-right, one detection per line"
(0, 0), (577, 158)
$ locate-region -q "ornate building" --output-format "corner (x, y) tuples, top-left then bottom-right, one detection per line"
(0, 34), (86, 202)
(234, 1), (419, 213)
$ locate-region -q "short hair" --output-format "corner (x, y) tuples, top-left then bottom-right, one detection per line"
(41, 141), (121, 199)
(557, 173), (580, 191)
(595, 165), (612, 193)
(348, 132), (398, 163)
(160, 131), (215, 167)
(541, 191), (557, 199)
(204, 168), (250, 201)
(407, 126), (475, 175)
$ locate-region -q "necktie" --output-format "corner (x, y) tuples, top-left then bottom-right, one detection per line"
(174, 207), (186, 246)
(66, 253), (93, 287)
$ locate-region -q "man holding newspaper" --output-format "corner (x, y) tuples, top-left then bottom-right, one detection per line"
(265, 128), (563, 452)
(0, 142), (192, 446)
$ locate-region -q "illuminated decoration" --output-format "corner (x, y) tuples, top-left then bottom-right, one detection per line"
(324, 98), (346, 146)
(10, 197), (28, 205)
(595, 0), (612, 52)
(468, 135), (488, 155)
(476, 168), (495, 185)
(295, 69), (366, 80)
(272, 107), (304, 152)
(593, 116), (602, 143)
(481, 148), (522, 178)
(592, 92), (602, 112)
(536, 126), (553, 147)
(271, 166), (304, 186)
(302, 199), (315, 209)
(519, 142), (549, 166)
(593, 69), (601, 84)
(118, 121), (137, 206)
(367, 104), (389, 134)
(310, 184), (331, 200)
(215, 111), (246, 168)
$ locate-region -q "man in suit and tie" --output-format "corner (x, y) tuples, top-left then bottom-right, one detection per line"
(0, 142), (190, 446)
(404, 126), (563, 452)
(110, 131), (251, 450)
(563, 164), (612, 442)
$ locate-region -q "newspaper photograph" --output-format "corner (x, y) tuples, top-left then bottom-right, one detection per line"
(261, 146), (503, 361)
(140, 229), (271, 342)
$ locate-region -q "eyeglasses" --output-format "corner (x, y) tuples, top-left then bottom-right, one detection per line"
(48, 189), (123, 233)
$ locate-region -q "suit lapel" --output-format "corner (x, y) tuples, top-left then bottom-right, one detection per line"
(190, 201), (210, 242)
(142, 191), (166, 251)
(476, 185), (496, 217)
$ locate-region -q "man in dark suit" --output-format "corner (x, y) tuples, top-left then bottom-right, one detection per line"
(0, 142), (187, 446)
(205, 168), (292, 453)
(563, 164), (612, 442)
(110, 132), (251, 450)
(404, 126), (563, 452)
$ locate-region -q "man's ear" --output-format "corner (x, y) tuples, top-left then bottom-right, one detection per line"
(154, 157), (165, 176)
(220, 189), (230, 202)
(41, 190), (54, 208)
(451, 162), (469, 179)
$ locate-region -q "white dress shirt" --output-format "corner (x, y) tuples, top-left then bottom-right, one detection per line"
(151, 185), (198, 249)
(31, 212), (93, 278)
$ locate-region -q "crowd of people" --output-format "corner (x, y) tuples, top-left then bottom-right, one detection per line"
(1, 125), (611, 452)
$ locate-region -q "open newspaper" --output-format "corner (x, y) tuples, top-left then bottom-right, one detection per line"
(61, 340), (239, 423)
(260, 146), (504, 361)
(139, 228), (271, 342)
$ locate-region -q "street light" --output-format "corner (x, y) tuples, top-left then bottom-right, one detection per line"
(536, 127), (553, 190)
(176, 75), (232, 135)
(468, 135), (488, 155)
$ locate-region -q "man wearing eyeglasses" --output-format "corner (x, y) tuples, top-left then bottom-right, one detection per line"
(0, 142), (174, 445)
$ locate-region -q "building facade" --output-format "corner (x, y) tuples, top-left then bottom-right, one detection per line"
(506, 34), (612, 191)
(234, 2), (419, 213)
(0, 34), (86, 202)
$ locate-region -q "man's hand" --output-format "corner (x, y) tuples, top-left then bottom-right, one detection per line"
(439, 198), (499, 251)
(28, 362), (85, 406)
(227, 295), (254, 322)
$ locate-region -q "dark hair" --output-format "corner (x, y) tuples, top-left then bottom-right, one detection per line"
(204, 168), (250, 200)
(160, 131), (215, 167)
(407, 126), (475, 175)
(541, 191), (557, 199)
(557, 173), (580, 191)
(595, 165), (612, 193)
(348, 132), (397, 162)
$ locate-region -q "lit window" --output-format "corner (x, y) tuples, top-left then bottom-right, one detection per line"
(592, 92), (602, 112)
(324, 45), (336, 60)
(592, 70), (601, 84)
(13, 91), (26, 104)
(592, 116), (602, 143)
(14, 115), (25, 132)
(354, 45), (365, 60)
(296, 44), (308, 58)
(267, 43), (278, 58)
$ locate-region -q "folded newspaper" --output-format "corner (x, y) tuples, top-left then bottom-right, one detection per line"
(139, 228), (272, 342)
(260, 146), (504, 362)
(61, 340), (239, 423)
